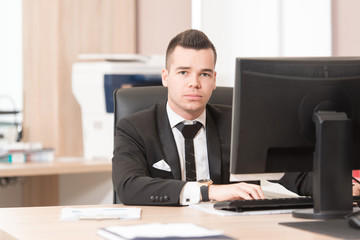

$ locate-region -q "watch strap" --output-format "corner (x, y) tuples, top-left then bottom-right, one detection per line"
(200, 185), (210, 202)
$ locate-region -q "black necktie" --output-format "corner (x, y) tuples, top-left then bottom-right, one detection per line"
(176, 122), (203, 181)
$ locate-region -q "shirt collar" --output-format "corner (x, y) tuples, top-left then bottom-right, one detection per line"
(166, 101), (206, 128)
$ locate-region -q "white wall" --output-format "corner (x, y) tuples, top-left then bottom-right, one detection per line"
(194, 0), (331, 87)
(0, 0), (23, 115)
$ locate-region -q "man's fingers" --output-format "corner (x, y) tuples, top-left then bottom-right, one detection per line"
(237, 183), (265, 199)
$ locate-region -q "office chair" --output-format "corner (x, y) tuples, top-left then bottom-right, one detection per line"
(113, 85), (233, 203)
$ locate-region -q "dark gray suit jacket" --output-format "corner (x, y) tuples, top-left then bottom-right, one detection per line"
(112, 101), (232, 205)
(112, 101), (313, 205)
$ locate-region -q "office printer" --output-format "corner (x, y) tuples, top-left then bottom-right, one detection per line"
(72, 54), (164, 159)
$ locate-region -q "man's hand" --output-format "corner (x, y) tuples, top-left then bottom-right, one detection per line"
(353, 183), (360, 196)
(208, 182), (265, 202)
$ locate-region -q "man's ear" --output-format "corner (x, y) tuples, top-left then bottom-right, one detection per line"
(213, 71), (217, 90)
(161, 68), (168, 87)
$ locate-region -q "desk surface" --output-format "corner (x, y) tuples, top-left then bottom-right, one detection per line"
(0, 157), (112, 177)
(0, 204), (339, 240)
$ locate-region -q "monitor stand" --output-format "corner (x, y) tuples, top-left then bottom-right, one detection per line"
(293, 111), (354, 219)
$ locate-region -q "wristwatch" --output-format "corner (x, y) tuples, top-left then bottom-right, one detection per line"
(197, 179), (213, 202)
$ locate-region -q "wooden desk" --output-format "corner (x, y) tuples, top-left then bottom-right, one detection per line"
(0, 158), (112, 206)
(0, 204), (337, 240)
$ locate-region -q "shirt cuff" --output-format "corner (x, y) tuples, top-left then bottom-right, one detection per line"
(179, 182), (201, 205)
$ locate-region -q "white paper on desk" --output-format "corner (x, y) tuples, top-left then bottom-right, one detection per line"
(190, 202), (294, 216)
(261, 180), (300, 199)
(60, 207), (141, 221)
(98, 223), (231, 240)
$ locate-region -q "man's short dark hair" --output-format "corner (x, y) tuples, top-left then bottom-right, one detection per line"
(165, 29), (217, 70)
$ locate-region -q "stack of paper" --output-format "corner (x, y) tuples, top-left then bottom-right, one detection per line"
(260, 180), (300, 199)
(98, 223), (234, 240)
(60, 207), (141, 220)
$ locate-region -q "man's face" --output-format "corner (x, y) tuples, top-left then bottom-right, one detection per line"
(161, 46), (217, 120)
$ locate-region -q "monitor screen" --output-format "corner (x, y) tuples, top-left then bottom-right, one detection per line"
(230, 57), (360, 219)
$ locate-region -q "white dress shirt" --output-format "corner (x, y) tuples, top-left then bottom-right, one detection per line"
(166, 102), (210, 205)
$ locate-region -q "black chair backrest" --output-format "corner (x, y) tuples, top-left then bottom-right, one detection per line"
(113, 86), (233, 128)
(112, 85), (233, 203)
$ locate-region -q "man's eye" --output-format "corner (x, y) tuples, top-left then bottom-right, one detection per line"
(201, 73), (210, 77)
(179, 71), (187, 75)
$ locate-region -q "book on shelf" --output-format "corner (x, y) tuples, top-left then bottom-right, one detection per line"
(0, 152), (26, 163)
(0, 142), (54, 163)
(25, 148), (55, 162)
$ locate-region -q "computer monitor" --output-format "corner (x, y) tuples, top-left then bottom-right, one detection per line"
(230, 57), (360, 219)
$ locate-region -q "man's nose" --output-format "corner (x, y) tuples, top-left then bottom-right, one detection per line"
(188, 74), (200, 88)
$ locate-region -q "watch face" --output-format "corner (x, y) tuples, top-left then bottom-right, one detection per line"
(198, 179), (209, 183)
(198, 179), (212, 184)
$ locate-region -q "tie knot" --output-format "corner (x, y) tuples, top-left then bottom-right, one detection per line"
(176, 122), (203, 139)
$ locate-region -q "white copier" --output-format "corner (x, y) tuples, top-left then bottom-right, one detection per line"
(72, 54), (164, 160)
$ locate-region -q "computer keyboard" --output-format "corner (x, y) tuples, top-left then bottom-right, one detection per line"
(213, 196), (360, 212)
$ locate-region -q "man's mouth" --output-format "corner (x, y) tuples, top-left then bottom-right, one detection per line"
(184, 94), (202, 101)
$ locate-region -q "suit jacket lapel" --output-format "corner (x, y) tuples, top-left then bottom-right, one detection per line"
(156, 102), (182, 180)
(206, 110), (222, 183)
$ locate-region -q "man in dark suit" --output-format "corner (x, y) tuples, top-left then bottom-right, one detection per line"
(112, 29), (265, 205)
(113, 29), (360, 206)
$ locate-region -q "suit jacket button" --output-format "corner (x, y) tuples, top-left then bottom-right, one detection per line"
(150, 196), (155, 202)
(155, 196), (159, 202)
(164, 196), (169, 201)
(159, 197), (163, 202)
